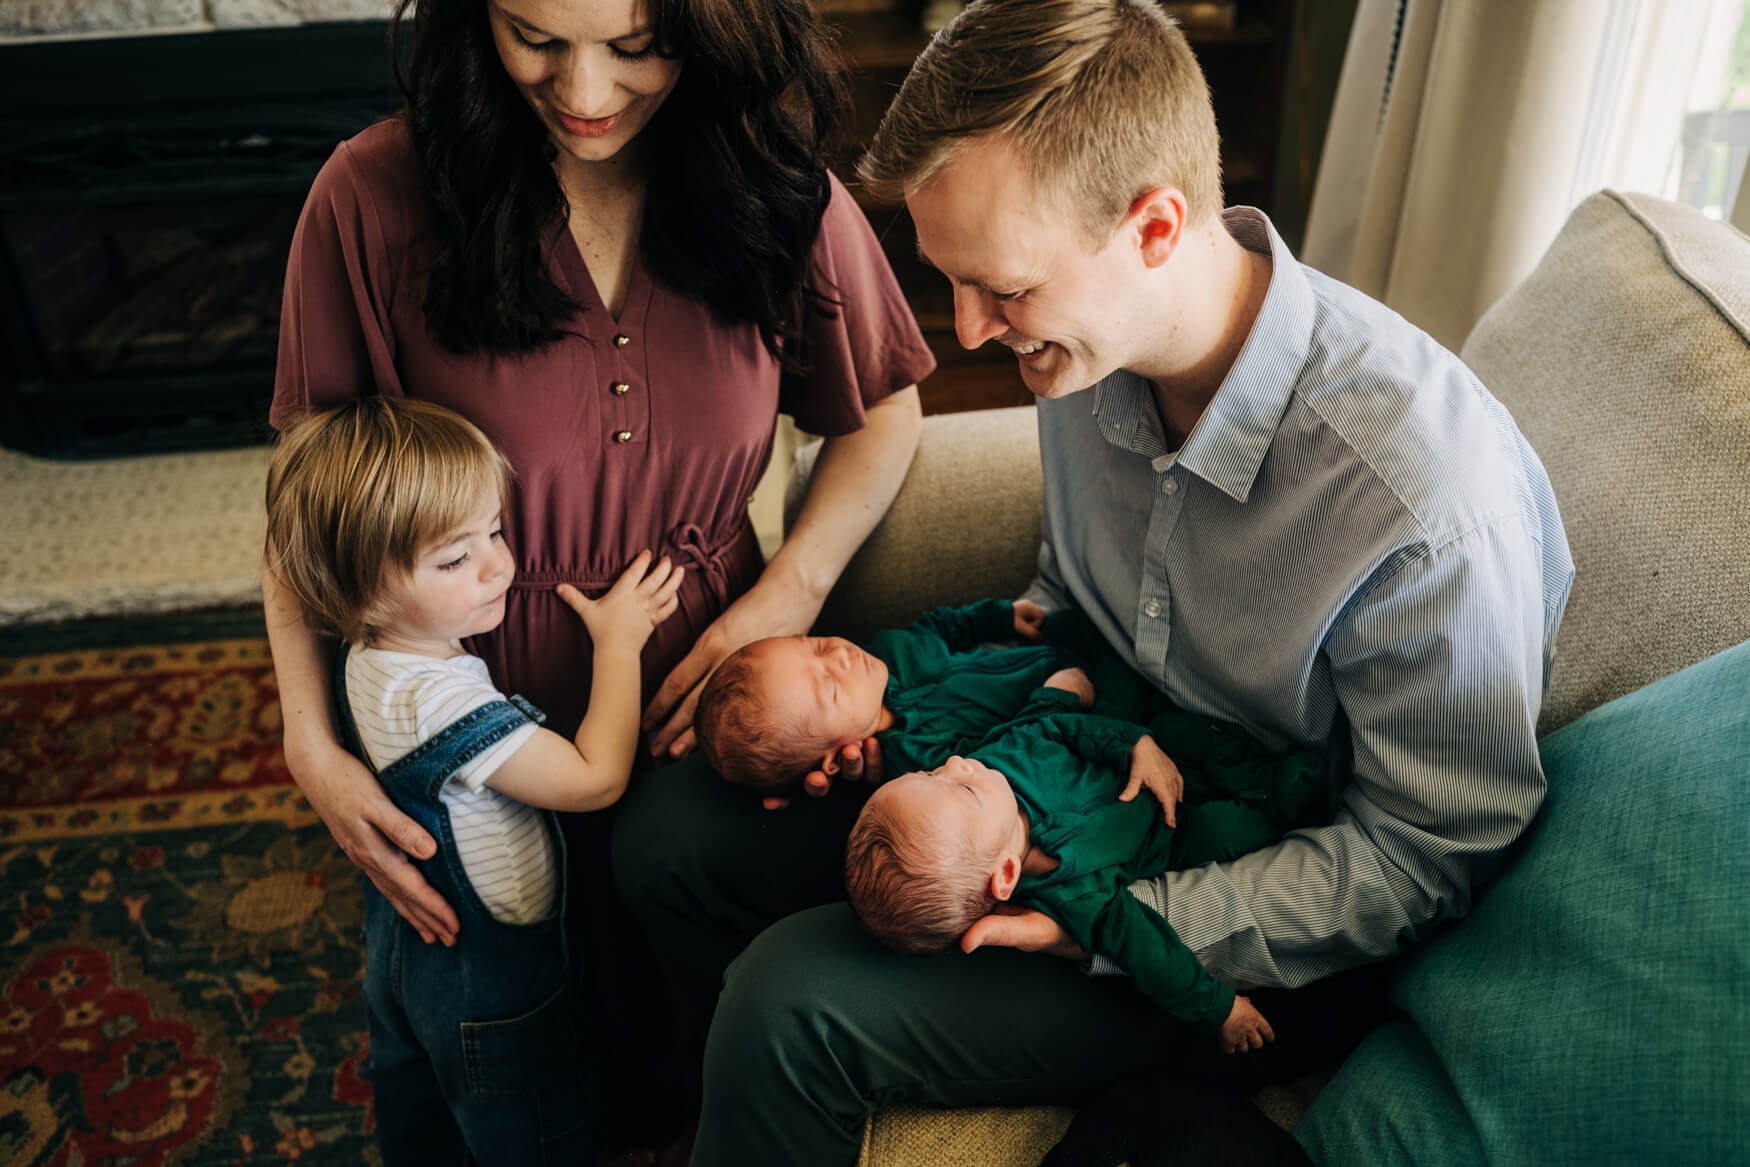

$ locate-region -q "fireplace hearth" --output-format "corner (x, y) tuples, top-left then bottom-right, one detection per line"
(0, 23), (398, 458)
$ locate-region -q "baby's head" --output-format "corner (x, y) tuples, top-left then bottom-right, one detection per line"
(696, 635), (890, 795)
(264, 397), (513, 646)
(844, 755), (1030, 954)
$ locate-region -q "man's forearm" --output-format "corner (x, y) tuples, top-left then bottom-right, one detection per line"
(1105, 821), (1424, 990)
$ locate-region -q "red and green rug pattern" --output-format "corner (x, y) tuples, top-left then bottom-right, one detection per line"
(0, 639), (378, 1165)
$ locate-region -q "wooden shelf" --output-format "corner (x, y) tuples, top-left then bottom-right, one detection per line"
(826, 10), (1275, 71)
(919, 356), (1034, 415)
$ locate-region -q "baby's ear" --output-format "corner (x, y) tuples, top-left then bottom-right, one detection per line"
(990, 855), (1021, 902)
(817, 749), (842, 777)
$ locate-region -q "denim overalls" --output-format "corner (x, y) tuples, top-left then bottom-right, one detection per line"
(334, 646), (594, 1166)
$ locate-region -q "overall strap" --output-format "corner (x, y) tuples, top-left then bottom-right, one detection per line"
(333, 643), (547, 800)
(375, 693), (546, 805)
(332, 642), (373, 771)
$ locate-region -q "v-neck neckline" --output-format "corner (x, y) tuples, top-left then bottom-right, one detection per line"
(553, 219), (654, 332)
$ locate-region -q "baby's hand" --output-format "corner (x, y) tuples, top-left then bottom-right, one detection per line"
(556, 551), (685, 655)
(1044, 667), (1094, 707)
(1013, 598), (1048, 641)
(1120, 734), (1183, 827)
(1219, 994), (1275, 1054)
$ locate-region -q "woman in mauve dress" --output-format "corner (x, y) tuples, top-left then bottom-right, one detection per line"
(263, 0), (932, 1145)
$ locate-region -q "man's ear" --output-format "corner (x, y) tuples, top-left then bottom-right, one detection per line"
(1127, 184), (1187, 269)
(990, 854), (1021, 902)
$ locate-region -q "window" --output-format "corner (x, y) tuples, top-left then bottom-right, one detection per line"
(1665, 0), (1750, 227)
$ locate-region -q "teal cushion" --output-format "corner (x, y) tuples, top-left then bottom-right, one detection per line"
(1298, 639), (1750, 1165)
(1295, 1019), (1484, 1167)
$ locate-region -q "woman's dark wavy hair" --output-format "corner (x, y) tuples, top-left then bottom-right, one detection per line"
(390, 0), (845, 362)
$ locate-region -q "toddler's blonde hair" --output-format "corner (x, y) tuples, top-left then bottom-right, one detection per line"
(264, 397), (512, 645)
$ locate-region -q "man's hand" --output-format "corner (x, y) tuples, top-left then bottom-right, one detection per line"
(961, 904), (1088, 960)
(1013, 598), (1048, 641)
(1120, 734), (1184, 827)
(643, 580), (817, 758)
(1219, 995), (1275, 1054)
(1045, 667), (1095, 708)
(290, 741), (459, 946)
(765, 736), (884, 811)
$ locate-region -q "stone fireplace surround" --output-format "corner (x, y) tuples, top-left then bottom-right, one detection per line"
(1, 1), (388, 41)
(0, 12), (400, 624)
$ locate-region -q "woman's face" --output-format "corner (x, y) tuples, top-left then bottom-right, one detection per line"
(489, 0), (685, 169)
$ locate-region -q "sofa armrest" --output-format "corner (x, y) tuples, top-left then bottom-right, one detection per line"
(785, 405), (1042, 642)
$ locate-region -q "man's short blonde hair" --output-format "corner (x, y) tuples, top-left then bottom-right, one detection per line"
(859, 0), (1223, 241)
(264, 397), (512, 645)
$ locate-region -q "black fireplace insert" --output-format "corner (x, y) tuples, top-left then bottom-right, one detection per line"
(0, 22), (399, 458)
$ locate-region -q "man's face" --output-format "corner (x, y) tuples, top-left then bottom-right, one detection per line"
(746, 636), (889, 752)
(907, 134), (1142, 400)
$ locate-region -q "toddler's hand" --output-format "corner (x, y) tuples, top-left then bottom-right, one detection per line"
(1219, 995), (1275, 1054)
(556, 551), (684, 655)
(1044, 667), (1094, 707)
(1120, 734), (1183, 827)
(1013, 599), (1048, 641)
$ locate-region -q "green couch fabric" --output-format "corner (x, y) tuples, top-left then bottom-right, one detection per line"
(1297, 638), (1750, 1165)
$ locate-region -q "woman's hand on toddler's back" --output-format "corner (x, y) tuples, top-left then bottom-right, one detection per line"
(556, 551), (685, 656)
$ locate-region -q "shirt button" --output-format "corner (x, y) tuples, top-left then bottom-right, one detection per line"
(613, 334), (630, 348)
(611, 381), (630, 396)
(1161, 477), (1179, 495)
(1143, 598), (1164, 619)
(614, 430), (633, 443)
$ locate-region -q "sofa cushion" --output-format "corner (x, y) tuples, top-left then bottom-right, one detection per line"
(787, 405), (1042, 642)
(1461, 191), (1750, 732)
(1291, 1018), (1484, 1167)
(1296, 637), (1750, 1165)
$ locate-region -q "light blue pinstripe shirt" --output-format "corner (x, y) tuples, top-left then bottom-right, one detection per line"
(1029, 208), (1575, 991)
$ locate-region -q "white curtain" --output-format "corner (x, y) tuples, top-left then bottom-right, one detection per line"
(1303, 0), (1712, 351)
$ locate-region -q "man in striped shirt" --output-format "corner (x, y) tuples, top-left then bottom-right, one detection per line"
(690, 2), (1575, 1164)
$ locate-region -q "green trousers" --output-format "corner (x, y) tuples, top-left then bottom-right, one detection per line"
(614, 754), (1392, 1166)
(613, 753), (1172, 1166)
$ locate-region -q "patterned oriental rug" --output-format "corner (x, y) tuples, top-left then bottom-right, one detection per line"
(0, 639), (379, 1166)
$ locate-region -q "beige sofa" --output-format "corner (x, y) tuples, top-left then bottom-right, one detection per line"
(787, 190), (1750, 1164)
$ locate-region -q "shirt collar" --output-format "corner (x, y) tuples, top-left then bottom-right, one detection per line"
(1092, 208), (1317, 503)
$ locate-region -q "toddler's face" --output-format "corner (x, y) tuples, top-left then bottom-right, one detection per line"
(874, 756), (1026, 867)
(374, 493), (515, 651)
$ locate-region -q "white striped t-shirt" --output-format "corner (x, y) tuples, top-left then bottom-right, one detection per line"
(344, 648), (555, 925)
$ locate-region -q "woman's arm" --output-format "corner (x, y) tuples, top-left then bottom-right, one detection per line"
(643, 385), (923, 756)
(262, 561), (460, 945)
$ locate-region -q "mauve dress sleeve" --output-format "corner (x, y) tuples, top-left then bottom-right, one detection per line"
(269, 137), (408, 429)
(779, 172), (936, 435)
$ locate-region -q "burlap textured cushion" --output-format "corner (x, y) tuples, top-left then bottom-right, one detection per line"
(859, 1106), (1073, 1167)
(1460, 191), (1750, 732)
(787, 405), (1042, 642)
